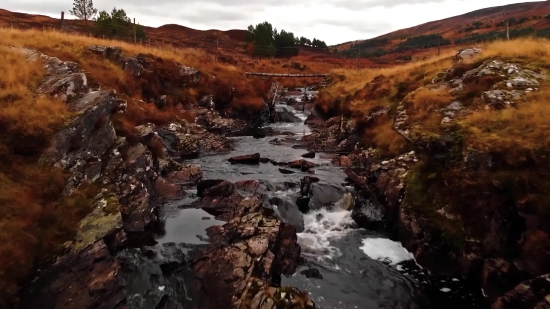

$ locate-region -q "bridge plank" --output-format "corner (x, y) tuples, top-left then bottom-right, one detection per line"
(245, 72), (329, 77)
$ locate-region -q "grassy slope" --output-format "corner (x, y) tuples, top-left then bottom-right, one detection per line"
(0, 45), (101, 305)
(318, 38), (550, 275)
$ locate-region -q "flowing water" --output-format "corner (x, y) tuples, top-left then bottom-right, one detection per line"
(123, 88), (487, 309)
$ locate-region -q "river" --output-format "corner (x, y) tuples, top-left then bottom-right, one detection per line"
(121, 88), (487, 309)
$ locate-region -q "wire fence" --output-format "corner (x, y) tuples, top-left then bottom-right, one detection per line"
(0, 17), (478, 67)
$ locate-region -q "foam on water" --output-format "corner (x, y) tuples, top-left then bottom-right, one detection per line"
(297, 198), (356, 259)
(359, 238), (415, 264)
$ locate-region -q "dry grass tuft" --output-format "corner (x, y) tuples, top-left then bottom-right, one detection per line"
(464, 86), (550, 160)
(0, 47), (100, 306)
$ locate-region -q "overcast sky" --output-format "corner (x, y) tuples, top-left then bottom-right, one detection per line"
(2, 0), (543, 45)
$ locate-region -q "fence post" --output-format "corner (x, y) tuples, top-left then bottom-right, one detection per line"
(133, 18), (136, 44)
(60, 11), (64, 31)
(215, 37), (218, 63)
(506, 20), (510, 40)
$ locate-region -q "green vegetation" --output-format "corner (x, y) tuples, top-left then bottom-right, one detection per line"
(69, 0), (97, 25)
(93, 7), (146, 40)
(454, 26), (550, 44)
(244, 21), (327, 57)
(394, 34), (451, 52)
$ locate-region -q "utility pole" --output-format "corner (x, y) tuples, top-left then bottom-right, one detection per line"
(506, 20), (510, 40)
(133, 18), (136, 44)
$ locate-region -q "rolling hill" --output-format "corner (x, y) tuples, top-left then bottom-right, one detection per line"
(333, 1), (550, 60)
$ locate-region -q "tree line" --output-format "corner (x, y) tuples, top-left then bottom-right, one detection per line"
(69, 0), (146, 40)
(244, 21), (328, 58)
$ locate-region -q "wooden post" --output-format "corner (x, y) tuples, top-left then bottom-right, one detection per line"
(133, 18), (136, 44)
(506, 21), (510, 40)
(60, 11), (64, 30)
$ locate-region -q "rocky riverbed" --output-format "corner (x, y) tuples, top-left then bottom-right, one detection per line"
(15, 46), (497, 309)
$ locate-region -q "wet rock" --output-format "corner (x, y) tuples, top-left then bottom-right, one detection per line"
(299, 176), (320, 196)
(301, 268), (323, 279)
(344, 150), (416, 222)
(271, 104), (302, 123)
(193, 206), (308, 308)
(309, 182), (347, 210)
(492, 273), (550, 309)
(118, 243), (196, 309)
(288, 159), (316, 169)
(18, 192), (127, 309)
(269, 138), (284, 145)
(197, 179), (225, 197)
(159, 159), (202, 183)
(332, 155), (353, 167)
(279, 168), (295, 174)
(269, 196), (304, 232)
(301, 151), (315, 158)
(155, 177), (185, 200)
(296, 197), (311, 213)
(203, 180), (235, 198)
(195, 110), (246, 135)
(304, 114), (324, 126)
(228, 153), (261, 164)
(18, 238), (127, 309)
(159, 122), (234, 158)
(241, 279), (315, 309)
(482, 258), (523, 301)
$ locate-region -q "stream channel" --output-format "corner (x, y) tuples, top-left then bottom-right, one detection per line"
(120, 88), (487, 309)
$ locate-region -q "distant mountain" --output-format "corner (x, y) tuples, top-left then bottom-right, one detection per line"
(332, 1), (550, 55)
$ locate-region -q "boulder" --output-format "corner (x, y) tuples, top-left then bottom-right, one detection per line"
(228, 153), (261, 164)
(122, 57), (144, 77)
(301, 151), (315, 158)
(492, 273), (550, 309)
(287, 159), (316, 169)
(194, 206), (306, 308)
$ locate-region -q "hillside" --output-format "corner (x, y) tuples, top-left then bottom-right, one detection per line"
(0, 9), (336, 62)
(309, 37), (550, 308)
(334, 1), (550, 60)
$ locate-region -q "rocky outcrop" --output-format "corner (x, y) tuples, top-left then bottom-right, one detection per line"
(492, 273), (550, 309)
(17, 48), (206, 309)
(192, 180), (313, 309)
(88, 45), (201, 104)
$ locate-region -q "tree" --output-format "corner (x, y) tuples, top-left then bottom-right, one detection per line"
(69, 0), (97, 25)
(94, 7), (146, 40)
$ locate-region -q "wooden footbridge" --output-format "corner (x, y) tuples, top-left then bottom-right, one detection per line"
(245, 72), (329, 78)
(245, 71), (331, 107)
